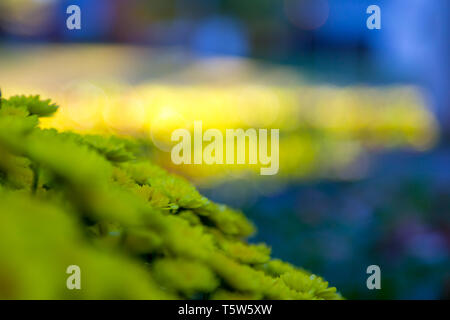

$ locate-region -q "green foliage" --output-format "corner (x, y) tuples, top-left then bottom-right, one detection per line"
(0, 94), (342, 300)
(3, 94), (58, 117)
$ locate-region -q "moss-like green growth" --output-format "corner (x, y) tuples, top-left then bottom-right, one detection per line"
(0, 94), (342, 300)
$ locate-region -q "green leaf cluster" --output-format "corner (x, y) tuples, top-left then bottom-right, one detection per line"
(0, 94), (342, 300)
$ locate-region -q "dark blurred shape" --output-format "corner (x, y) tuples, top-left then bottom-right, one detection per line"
(284, 0), (329, 30)
(0, 0), (55, 37)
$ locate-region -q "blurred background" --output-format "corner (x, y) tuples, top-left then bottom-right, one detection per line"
(0, 0), (448, 299)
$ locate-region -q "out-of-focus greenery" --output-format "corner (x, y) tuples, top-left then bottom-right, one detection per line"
(0, 94), (342, 300)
